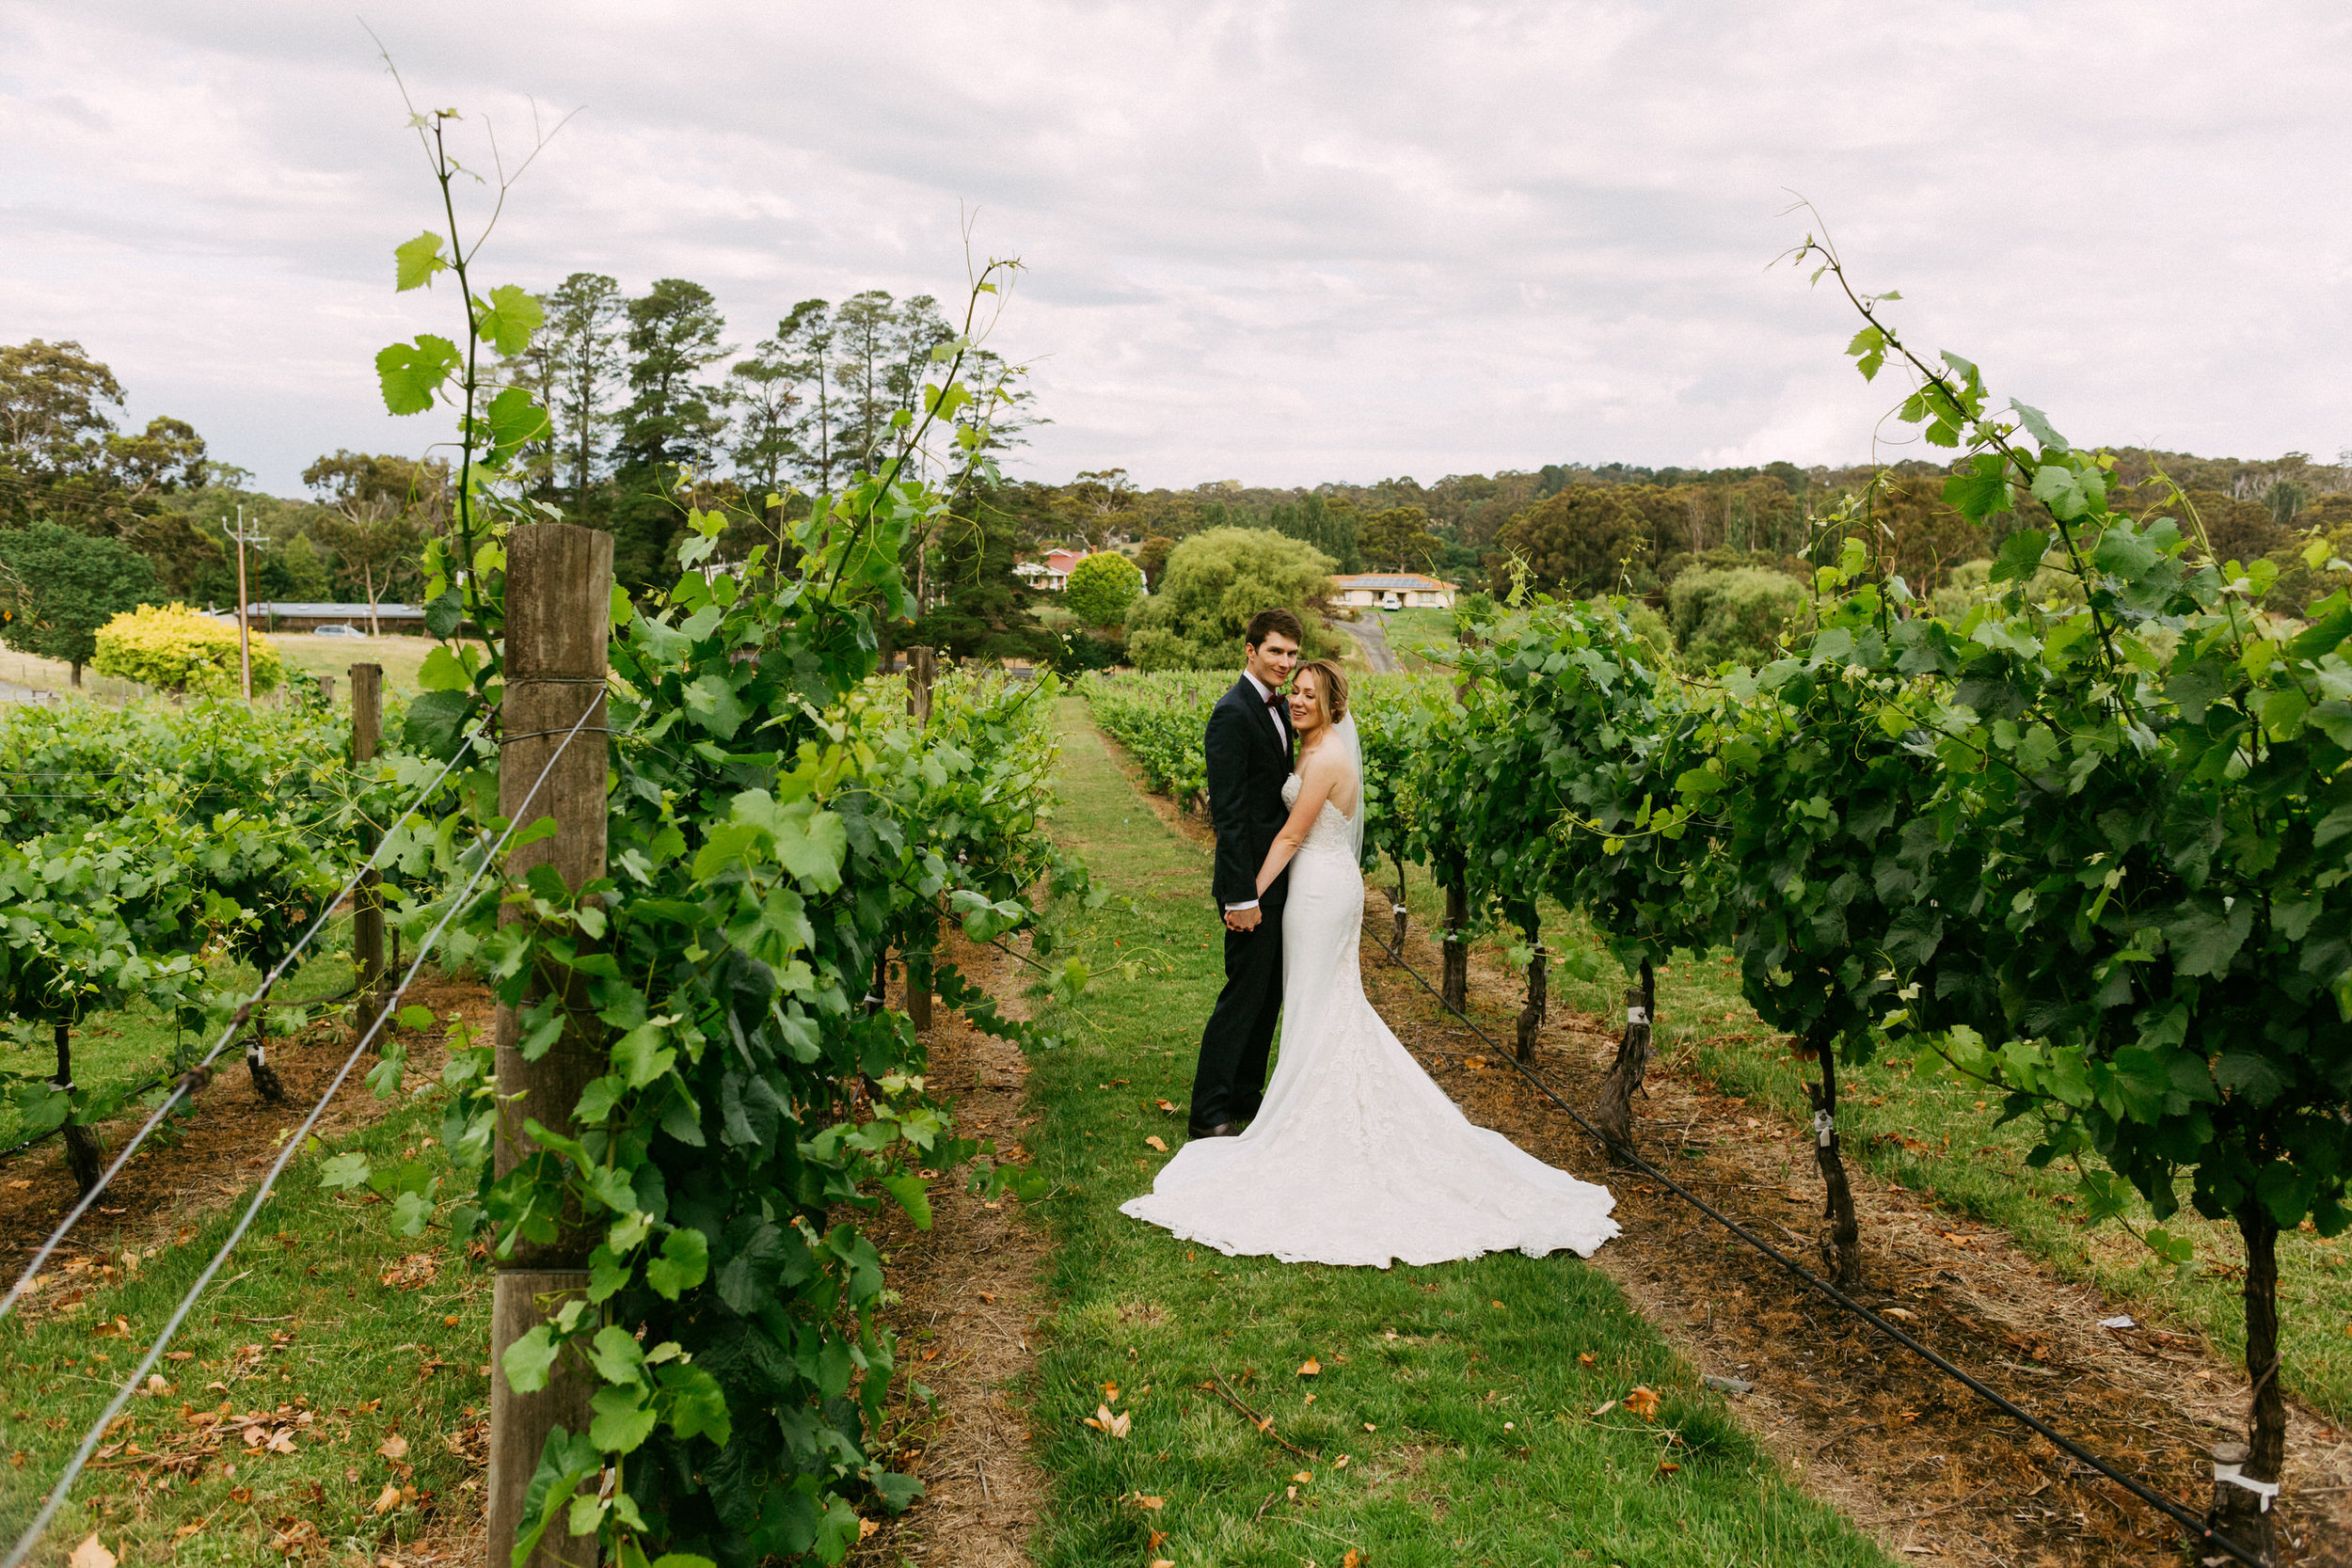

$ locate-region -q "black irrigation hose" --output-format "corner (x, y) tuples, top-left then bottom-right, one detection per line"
(1375, 929), (2266, 1568)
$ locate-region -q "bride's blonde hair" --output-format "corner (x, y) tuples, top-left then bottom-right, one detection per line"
(1295, 658), (1348, 725)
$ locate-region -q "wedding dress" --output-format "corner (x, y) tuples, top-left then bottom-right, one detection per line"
(1121, 740), (1620, 1268)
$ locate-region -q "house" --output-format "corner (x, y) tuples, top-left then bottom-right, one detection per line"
(1015, 548), (1087, 592)
(211, 602), (429, 633)
(1332, 573), (1457, 610)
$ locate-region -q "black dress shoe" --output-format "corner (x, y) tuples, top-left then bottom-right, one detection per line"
(1185, 1120), (1242, 1138)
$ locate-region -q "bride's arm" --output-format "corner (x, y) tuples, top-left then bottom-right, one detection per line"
(1255, 749), (1342, 896)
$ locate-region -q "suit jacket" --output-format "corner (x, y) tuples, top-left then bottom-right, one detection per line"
(1206, 675), (1295, 911)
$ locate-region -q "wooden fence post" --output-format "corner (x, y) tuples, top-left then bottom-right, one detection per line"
(319, 673), (336, 706)
(349, 663), (387, 1040)
(487, 525), (612, 1568)
(905, 649), (936, 1032)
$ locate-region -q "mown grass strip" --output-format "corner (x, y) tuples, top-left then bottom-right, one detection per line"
(0, 1090), (489, 1564)
(1023, 700), (1889, 1568)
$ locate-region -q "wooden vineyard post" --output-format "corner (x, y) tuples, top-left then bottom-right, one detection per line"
(319, 673), (336, 706)
(906, 647), (936, 1034)
(487, 525), (612, 1568)
(349, 662), (387, 1040)
(1593, 962), (1655, 1160)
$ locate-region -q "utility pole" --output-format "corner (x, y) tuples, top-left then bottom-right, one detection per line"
(227, 506), (269, 703)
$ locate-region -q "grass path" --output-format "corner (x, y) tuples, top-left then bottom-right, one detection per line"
(1018, 700), (1890, 1568)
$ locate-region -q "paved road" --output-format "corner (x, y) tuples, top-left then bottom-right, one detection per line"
(1338, 617), (1399, 673)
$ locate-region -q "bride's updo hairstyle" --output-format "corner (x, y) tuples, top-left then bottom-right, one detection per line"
(1295, 658), (1348, 727)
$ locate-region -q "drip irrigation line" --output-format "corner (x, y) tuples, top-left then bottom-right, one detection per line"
(0, 697), (601, 1568)
(1375, 932), (2265, 1568)
(0, 716), (494, 1323)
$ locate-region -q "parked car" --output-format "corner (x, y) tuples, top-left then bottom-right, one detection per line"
(312, 624), (364, 637)
(1379, 592), (1403, 610)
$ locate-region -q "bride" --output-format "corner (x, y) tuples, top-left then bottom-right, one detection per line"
(1121, 659), (1620, 1267)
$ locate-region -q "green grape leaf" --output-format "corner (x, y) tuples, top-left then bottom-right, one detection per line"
(589, 1383), (658, 1454)
(2008, 399), (2070, 453)
(659, 1363), (732, 1446)
(644, 1226), (709, 1300)
(473, 284), (546, 356)
(317, 1151), (373, 1192)
(394, 231), (448, 292)
(375, 335), (462, 416)
(501, 1324), (562, 1393)
(485, 385), (550, 468)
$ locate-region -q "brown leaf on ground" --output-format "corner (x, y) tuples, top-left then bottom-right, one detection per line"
(1624, 1386), (1661, 1419)
(67, 1535), (115, 1568)
(1296, 1356), (1321, 1376)
(376, 1433), (408, 1460)
(1144, 1134), (1168, 1152)
(372, 1484), (403, 1514)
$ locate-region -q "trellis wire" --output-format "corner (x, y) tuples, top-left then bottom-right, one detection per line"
(0, 698), (601, 1568)
(0, 709), (504, 1323)
(1375, 923), (2265, 1568)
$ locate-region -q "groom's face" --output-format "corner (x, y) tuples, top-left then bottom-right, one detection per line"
(1248, 631), (1300, 690)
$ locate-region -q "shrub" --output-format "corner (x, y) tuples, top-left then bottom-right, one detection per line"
(1664, 566), (1807, 669)
(1123, 526), (1342, 669)
(92, 603), (281, 695)
(1063, 550), (1144, 627)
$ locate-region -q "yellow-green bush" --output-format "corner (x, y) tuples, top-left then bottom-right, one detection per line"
(91, 604), (281, 696)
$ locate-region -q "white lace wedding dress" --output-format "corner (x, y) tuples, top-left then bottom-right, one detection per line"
(1121, 769), (1620, 1267)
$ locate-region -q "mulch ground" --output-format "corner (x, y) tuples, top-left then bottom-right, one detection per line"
(850, 932), (1053, 1568)
(1102, 727), (2351, 1567)
(0, 974), (494, 1307)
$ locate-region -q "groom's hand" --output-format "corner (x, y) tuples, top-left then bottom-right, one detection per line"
(1224, 906), (1262, 932)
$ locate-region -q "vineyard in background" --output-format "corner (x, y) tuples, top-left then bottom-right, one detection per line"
(1083, 252), (2352, 1549)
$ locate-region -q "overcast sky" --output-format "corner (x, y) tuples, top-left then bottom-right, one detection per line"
(3, 1), (2346, 498)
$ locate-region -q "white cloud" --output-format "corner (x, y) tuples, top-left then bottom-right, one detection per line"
(1, 0), (2346, 494)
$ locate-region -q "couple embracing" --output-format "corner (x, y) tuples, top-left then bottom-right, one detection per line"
(1120, 609), (1621, 1269)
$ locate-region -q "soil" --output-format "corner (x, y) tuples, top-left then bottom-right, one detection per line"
(1100, 725), (2351, 1567)
(850, 932), (1053, 1568)
(0, 974), (493, 1313)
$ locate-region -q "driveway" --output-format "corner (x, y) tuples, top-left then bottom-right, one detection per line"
(1338, 616), (1398, 673)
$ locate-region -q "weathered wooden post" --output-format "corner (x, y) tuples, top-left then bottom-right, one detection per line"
(349, 662), (387, 1040)
(1593, 967), (1655, 1161)
(488, 525), (612, 1568)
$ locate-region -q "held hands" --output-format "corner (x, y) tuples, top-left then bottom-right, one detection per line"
(1224, 905), (1263, 933)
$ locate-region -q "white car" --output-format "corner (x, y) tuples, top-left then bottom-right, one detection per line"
(312, 624), (364, 637)
(1379, 592), (1403, 610)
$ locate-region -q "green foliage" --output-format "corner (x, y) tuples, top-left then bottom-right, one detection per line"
(1489, 485), (1662, 598)
(92, 601), (283, 696)
(1664, 565), (1808, 669)
(361, 120), (1085, 1568)
(1061, 550), (1142, 628)
(1123, 527), (1341, 670)
(0, 521), (159, 679)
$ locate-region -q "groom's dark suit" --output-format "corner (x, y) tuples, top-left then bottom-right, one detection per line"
(1190, 674), (1295, 1129)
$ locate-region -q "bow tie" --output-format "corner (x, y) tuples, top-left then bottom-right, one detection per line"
(1263, 689), (1282, 708)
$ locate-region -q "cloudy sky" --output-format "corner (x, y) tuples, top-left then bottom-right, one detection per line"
(3, 1), (2346, 497)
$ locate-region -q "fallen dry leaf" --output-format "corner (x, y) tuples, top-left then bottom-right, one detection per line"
(1081, 1403), (1132, 1438)
(67, 1535), (114, 1568)
(1591, 1400), (1617, 1417)
(1144, 1135), (1168, 1152)
(377, 1433), (409, 1460)
(1577, 1352), (1596, 1368)
(1882, 1307), (1919, 1324)
(1490, 1300), (1506, 1310)
(1296, 1357), (1321, 1376)
(1343, 1553), (1364, 1568)
(858, 1518), (878, 1540)
(1657, 1460), (1682, 1474)
(1363, 1422), (1376, 1433)
(1624, 1386), (1661, 1420)
(1154, 1099), (1177, 1113)
(1104, 1383), (1120, 1402)
(372, 1484), (403, 1515)
(1128, 1494), (1165, 1510)
(1151, 1561), (1175, 1568)
(1335, 1454), (1349, 1468)
(1292, 1469), (1312, 1484)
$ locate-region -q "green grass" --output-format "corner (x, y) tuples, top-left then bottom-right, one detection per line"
(0, 930), (360, 1151)
(268, 635), (468, 704)
(0, 1089), (492, 1565)
(1375, 609), (1460, 673)
(1364, 868), (2352, 1426)
(1024, 700), (1890, 1567)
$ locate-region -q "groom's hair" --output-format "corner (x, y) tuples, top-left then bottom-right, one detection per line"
(1245, 608), (1303, 648)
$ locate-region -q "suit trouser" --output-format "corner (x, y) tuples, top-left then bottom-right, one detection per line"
(1191, 885), (1284, 1126)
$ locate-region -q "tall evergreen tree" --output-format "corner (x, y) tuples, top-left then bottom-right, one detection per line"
(730, 297), (834, 498)
(611, 280), (732, 590)
(542, 273), (627, 497)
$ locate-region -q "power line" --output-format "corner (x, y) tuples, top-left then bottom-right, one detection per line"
(0, 710), (503, 1323)
(0, 696), (602, 1568)
(1374, 927), (2266, 1568)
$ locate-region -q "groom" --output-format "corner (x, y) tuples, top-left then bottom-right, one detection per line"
(1187, 608), (1304, 1139)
